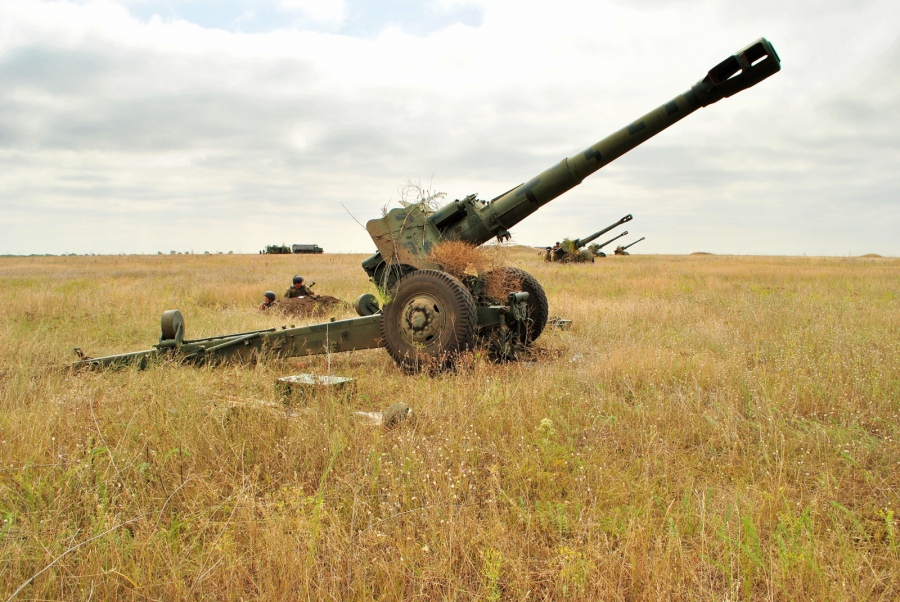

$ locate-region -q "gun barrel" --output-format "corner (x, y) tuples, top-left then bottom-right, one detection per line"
(596, 230), (629, 249)
(478, 38), (779, 243)
(574, 214), (633, 248)
(362, 38), (779, 287)
(622, 236), (646, 250)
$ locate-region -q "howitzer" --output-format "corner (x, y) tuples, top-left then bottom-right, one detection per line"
(622, 237), (646, 251)
(73, 38), (781, 372)
(574, 214), (632, 249)
(614, 236), (646, 255)
(588, 230), (630, 257)
(547, 214), (633, 263)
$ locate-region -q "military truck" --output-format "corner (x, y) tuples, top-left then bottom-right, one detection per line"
(292, 244), (324, 254)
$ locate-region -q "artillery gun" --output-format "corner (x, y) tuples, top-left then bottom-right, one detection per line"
(545, 214), (632, 263)
(588, 230), (631, 257)
(73, 38), (781, 372)
(614, 237), (646, 255)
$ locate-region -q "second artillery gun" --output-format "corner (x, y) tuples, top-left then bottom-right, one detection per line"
(74, 38), (781, 372)
(588, 230), (632, 257)
(614, 237), (647, 255)
(545, 214), (632, 263)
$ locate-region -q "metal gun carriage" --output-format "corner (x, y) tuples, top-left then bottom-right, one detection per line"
(74, 38), (781, 373)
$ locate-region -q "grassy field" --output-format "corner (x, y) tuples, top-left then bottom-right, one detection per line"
(1, 250), (898, 600)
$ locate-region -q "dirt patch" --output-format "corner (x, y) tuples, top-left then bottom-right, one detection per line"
(859, 253), (883, 258)
(276, 295), (348, 318)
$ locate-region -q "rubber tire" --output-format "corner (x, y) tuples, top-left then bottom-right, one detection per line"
(381, 270), (478, 371)
(355, 293), (380, 316)
(484, 267), (549, 344)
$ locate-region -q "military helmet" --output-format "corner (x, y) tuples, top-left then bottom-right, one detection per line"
(264, 291), (276, 300)
(292, 275), (304, 284)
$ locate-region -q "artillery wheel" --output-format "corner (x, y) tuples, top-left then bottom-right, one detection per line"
(381, 270), (477, 371)
(355, 293), (381, 316)
(484, 267), (549, 344)
(160, 310), (184, 341)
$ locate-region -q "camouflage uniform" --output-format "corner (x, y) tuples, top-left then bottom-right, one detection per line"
(285, 285), (314, 298)
(258, 299), (277, 311)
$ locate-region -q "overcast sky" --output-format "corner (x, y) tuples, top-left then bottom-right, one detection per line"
(2, 0), (898, 256)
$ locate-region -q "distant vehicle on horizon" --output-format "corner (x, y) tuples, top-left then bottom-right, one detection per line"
(260, 244), (325, 254)
(291, 244), (324, 254)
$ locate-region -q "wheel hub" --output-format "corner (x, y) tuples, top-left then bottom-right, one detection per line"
(399, 294), (445, 345)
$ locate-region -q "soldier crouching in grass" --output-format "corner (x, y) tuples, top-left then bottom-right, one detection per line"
(259, 291), (278, 310)
(285, 275), (315, 298)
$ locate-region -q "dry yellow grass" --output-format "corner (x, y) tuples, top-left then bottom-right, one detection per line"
(1, 250), (898, 600)
(427, 241), (520, 300)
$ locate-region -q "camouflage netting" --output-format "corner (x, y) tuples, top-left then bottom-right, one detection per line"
(276, 295), (348, 318)
(427, 241), (521, 300)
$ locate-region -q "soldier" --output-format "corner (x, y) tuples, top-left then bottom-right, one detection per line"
(258, 291), (277, 310)
(285, 275), (315, 298)
(551, 241), (564, 261)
